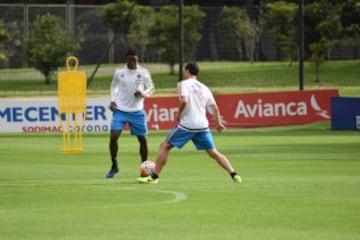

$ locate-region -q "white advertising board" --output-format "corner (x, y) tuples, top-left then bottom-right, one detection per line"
(0, 97), (111, 133)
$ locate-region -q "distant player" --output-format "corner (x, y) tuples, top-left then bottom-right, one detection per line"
(137, 62), (241, 184)
(106, 50), (155, 178)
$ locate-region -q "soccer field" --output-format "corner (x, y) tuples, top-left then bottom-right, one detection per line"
(1, 123), (359, 240)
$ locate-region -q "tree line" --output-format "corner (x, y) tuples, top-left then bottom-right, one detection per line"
(0, 0), (358, 84)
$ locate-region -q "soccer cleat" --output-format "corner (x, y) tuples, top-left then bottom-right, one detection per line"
(105, 167), (119, 178)
(233, 175), (242, 183)
(137, 176), (159, 184)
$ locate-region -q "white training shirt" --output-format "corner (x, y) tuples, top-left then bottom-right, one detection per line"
(110, 66), (154, 112)
(177, 78), (216, 130)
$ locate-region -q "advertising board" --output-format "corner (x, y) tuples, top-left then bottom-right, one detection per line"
(0, 89), (338, 133)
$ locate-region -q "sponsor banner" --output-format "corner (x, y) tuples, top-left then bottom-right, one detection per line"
(0, 89), (338, 133)
(0, 98), (111, 133)
(145, 89), (339, 129)
(215, 89), (339, 127)
(330, 97), (360, 130)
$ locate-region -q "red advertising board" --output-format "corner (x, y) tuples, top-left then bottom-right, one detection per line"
(0, 89), (339, 133)
(144, 89), (339, 130)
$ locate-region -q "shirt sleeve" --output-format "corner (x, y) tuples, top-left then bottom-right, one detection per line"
(178, 80), (190, 98)
(110, 69), (120, 102)
(141, 68), (155, 98)
(207, 89), (216, 106)
(205, 88), (217, 115)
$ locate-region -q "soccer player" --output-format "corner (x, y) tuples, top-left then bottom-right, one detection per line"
(106, 50), (155, 178)
(137, 62), (241, 184)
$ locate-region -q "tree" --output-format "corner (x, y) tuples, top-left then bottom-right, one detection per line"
(0, 21), (23, 68)
(263, 1), (298, 65)
(99, 0), (136, 37)
(304, 0), (343, 82)
(217, 6), (258, 62)
(150, 4), (205, 74)
(0, 21), (9, 42)
(26, 13), (83, 84)
(339, 0), (360, 55)
(340, 0), (360, 38)
(99, 0), (155, 61)
(263, 0), (358, 82)
(0, 20), (11, 64)
(126, 5), (155, 60)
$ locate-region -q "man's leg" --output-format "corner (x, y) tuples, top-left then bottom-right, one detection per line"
(153, 141), (173, 176)
(138, 125), (190, 184)
(137, 135), (148, 162)
(137, 141), (173, 184)
(206, 149), (242, 183)
(106, 130), (121, 178)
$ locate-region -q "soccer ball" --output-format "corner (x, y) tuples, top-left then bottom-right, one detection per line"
(140, 160), (155, 177)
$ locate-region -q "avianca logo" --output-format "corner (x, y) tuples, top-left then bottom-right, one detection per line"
(310, 95), (330, 119)
(234, 99), (307, 118)
(233, 94), (329, 119)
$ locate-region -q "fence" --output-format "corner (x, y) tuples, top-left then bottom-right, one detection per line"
(0, 3), (359, 68)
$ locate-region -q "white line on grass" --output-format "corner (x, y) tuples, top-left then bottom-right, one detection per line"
(0, 187), (187, 213)
(152, 189), (187, 205)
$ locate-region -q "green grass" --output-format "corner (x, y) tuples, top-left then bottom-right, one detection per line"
(1, 60), (359, 239)
(89, 60), (360, 93)
(1, 122), (360, 240)
(1, 60), (359, 97)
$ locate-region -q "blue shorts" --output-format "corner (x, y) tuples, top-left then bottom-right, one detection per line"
(111, 110), (148, 136)
(165, 125), (215, 150)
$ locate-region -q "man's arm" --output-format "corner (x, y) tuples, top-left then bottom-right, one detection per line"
(176, 96), (188, 121)
(208, 103), (226, 133)
(142, 76), (155, 97)
(109, 71), (119, 111)
(135, 68), (155, 98)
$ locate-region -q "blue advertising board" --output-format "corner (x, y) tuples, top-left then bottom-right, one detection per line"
(330, 97), (360, 130)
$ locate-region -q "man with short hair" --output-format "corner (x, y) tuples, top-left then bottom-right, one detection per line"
(106, 50), (155, 178)
(137, 62), (241, 184)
